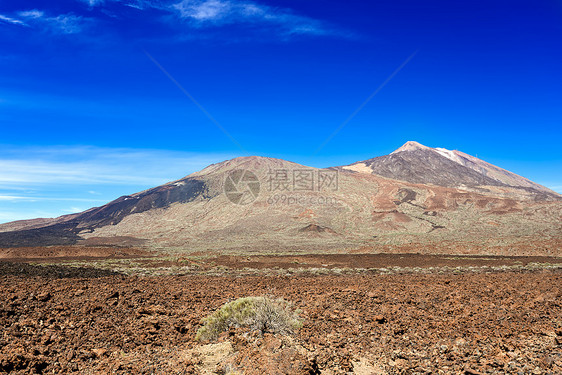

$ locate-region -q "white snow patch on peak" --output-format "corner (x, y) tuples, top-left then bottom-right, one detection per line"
(391, 141), (431, 154)
(435, 147), (456, 160)
(391, 142), (468, 166)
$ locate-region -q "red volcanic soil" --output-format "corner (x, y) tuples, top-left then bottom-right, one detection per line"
(0, 246), (151, 262)
(0, 262), (561, 374)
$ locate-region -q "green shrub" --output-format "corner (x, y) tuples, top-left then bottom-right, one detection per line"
(195, 296), (303, 342)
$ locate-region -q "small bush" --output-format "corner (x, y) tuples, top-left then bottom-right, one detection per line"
(195, 296), (303, 342)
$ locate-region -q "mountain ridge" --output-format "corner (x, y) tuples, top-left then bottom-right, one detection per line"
(0, 143), (560, 254)
(341, 141), (559, 200)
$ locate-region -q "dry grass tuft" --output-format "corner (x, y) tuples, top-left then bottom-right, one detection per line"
(195, 296), (302, 342)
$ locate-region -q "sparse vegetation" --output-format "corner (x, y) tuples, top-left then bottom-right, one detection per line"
(195, 296), (303, 342)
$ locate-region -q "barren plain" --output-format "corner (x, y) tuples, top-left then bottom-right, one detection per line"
(1, 247), (561, 374)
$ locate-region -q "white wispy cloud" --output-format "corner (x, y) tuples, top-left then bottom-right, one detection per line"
(1, 9), (87, 34)
(5, 1), (338, 39)
(0, 195), (106, 203)
(51, 14), (84, 34)
(0, 195), (28, 201)
(79, 0), (106, 6)
(73, 0), (337, 37)
(170, 0), (331, 35)
(63, 206), (88, 213)
(0, 145), (233, 187)
(17, 10), (45, 19)
(78, 0), (149, 10)
(0, 145), (234, 223)
(0, 211), (63, 222)
(0, 14), (28, 26)
(173, 0), (230, 21)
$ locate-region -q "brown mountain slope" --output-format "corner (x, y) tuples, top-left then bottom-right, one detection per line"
(0, 153), (560, 255)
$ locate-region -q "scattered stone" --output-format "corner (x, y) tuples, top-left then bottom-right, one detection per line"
(106, 291), (119, 299)
(91, 348), (107, 358)
(37, 292), (51, 302)
(464, 368), (485, 375)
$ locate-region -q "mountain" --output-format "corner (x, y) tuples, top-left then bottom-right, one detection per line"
(0, 146), (560, 255)
(340, 141), (560, 201)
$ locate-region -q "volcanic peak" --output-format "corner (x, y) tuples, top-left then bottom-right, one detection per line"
(390, 141), (432, 154)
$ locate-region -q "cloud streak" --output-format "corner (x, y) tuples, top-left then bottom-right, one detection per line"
(75, 0), (337, 37)
(21, 10), (85, 34)
(0, 145), (233, 187)
(0, 195), (106, 203)
(170, 0), (332, 36)
(0, 211), (63, 222)
(79, 0), (107, 6)
(0, 14), (28, 26)
(3, 0), (340, 40)
(1, 9), (86, 34)
(0, 145), (234, 223)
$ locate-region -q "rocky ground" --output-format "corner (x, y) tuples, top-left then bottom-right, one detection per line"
(0, 259), (561, 374)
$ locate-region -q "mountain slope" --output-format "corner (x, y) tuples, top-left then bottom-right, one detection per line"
(0, 149), (560, 255)
(341, 141), (560, 200)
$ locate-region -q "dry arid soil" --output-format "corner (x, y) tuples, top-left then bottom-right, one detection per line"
(1, 254), (561, 374)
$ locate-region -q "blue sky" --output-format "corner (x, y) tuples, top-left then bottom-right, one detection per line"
(0, 0), (561, 223)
